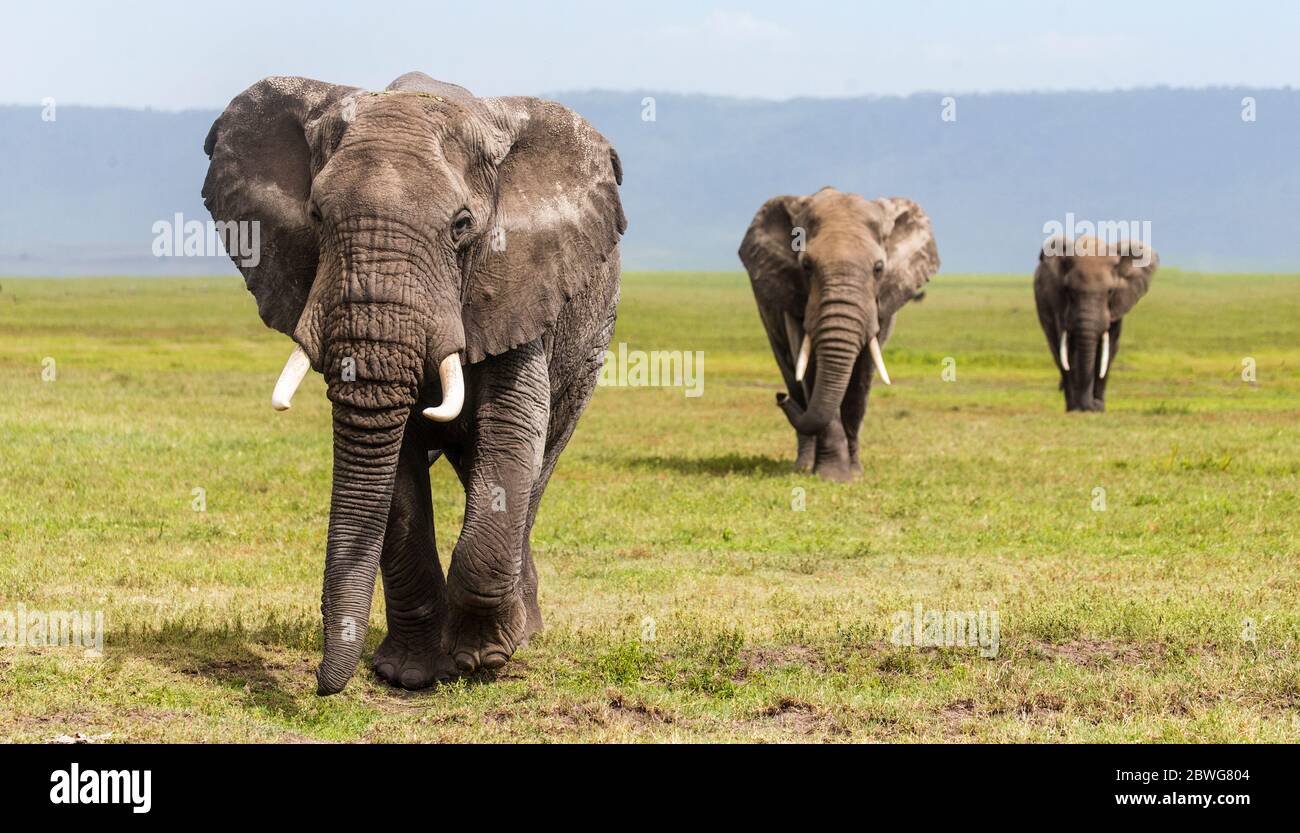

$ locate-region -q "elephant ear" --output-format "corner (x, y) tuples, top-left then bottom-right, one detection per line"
(462, 97), (627, 363)
(1111, 242), (1157, 319)
(201, 76), (359, 337)
(873, 198), (940, 319)
(1036, 236), (1070, 289)
(738, 195), (809, 316)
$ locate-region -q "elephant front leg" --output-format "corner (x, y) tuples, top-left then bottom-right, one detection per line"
(372, 433), (456, 689)
(444, 342), (549, 674)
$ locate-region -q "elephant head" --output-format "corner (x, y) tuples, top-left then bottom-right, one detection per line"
(202, 73), (625, 693)
(1034, 235), (1156, 412)
(739, 187), (939, 437)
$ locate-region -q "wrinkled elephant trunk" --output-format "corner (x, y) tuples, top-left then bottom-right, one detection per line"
(1066, 328), (1102, 412)
(778, 341), (857, 434)
(311, 249), (456, 693)
(316, 394), (411, 695)
(779, 278), (871, 435)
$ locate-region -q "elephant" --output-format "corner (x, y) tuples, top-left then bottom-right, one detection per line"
(1033, 235), (1156, 412)
(201, 72), (626, 694)
(738, 187), (940, 481)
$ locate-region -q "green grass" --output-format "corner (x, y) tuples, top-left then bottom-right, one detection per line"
(1, 271), (1298, 742)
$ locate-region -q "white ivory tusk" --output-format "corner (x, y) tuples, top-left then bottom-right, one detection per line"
(1059, 331), (1071, 372)
(794, 333), (811, 382)
(271, 346), (311, 411)
(422, 352), (465, 423)
(868, 336), (891, 385)
(1099, 330), (1110, 379)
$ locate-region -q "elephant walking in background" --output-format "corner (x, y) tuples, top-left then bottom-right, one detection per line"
(739, 187), (939, 481)
(1034, 236), (1156, 412)
(202, 72), (626, 693)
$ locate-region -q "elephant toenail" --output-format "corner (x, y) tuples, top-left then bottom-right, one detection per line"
(433, 655), (458, 681)
(453, 651), (477, 672)
(375, 662), (396, 681)
(399, 668), (427, 689)
(480, 651), (508, 669)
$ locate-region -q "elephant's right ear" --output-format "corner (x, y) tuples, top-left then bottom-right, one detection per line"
(202, 77), (359, 338)
(739, 195), (807, 295)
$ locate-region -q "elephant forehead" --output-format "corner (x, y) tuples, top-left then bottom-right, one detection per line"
(317, 149), (471, 215)
(1068, 236), (1124, 261)
(339, 94), (484, 154)
(806, 228), (882, 261)
(802, 191), (879, 232)
(319, 115), (482, 205)
(805, 188), (864, 213)
(1066, 260), (1119, 290)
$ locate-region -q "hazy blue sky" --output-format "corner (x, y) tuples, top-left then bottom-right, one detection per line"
(3, 1), (1296, 108)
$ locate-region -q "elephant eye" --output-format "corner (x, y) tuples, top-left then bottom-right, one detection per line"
(801, 257), (815, 274)
(873, 260), (885, 276)
(451, 209), (474, 239)
(308, 202), (323, 224)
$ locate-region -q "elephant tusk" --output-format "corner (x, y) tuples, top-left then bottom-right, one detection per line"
(422, 352), (465, 423)
(271, 346), (311, 411)
(794, 334), (811, 382)
(868, 336), (891, 385)
(1099, 330), (1110, 379)
(1058, 331), (1071, 372)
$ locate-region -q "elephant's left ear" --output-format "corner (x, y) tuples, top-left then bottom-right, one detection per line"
(462, 97), (627, 363)
(1111, 243), (1158, 319)
(874, 198), (940, 319)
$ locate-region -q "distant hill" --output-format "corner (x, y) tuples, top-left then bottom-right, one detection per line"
(2, 87), (1297, 275)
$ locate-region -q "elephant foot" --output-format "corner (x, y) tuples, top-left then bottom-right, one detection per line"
(444, 594), (528, 674)
(814, 461), (855, 482)
(814, 441), (855, 482)
(372, 630), (456, 690)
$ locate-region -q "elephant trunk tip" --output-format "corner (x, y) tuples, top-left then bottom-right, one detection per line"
(316, 663), (351, 696)
(775, 391), (801, 423)
(776, 391), (828, 434)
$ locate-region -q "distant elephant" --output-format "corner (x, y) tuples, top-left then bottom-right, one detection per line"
(1034, 236), (1156, 412)
(202, 72), (626, 694)
(739, 187), (939, 480)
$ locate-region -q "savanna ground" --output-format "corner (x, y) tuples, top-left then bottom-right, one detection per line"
(0, 271), (1297, 742)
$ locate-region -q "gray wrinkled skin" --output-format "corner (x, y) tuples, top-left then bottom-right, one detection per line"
(1034, 236), (1156, 412)
(739, 187), (939, 481)
(202, 73), (625, 694)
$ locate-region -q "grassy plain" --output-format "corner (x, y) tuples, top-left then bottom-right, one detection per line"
(0, 271), (1297, 741)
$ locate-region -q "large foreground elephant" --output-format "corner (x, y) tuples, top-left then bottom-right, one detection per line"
(739, 187), (939, 480)
(1034, 236), (1156, 412)
(202, 72), (626, 693)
